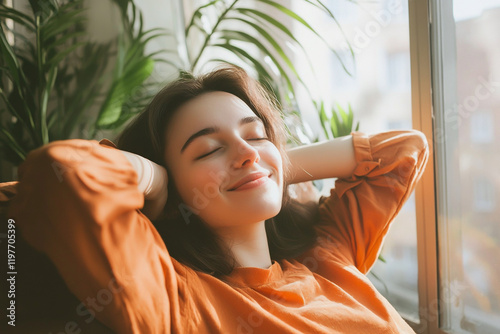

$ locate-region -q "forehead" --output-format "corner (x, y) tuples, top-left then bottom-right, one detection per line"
(177, 91), (255, 123)
(167, 91), (259, 132)
(164, 91), (260, 150)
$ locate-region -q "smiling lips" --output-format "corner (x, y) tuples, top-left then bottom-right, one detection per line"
(228, 172), (270, 191)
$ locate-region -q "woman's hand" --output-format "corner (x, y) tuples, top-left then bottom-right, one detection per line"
(142, 184), (169, 221)
(120, 150), (169, 221)
(286, 135), (357, 184)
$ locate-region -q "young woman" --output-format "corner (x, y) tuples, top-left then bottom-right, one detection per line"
(8, 66), (429, 333)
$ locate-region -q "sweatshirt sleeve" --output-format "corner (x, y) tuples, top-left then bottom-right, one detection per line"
(316, 130), (429, 274)
(7, 139), (184, 333)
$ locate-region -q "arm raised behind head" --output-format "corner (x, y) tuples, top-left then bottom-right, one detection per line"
(286, 135), (357, 184)
(119, 150), (168, 221)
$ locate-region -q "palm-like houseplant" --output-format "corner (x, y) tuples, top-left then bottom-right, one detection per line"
(168, 0), (357, 144)
(0, 0), (162, 167)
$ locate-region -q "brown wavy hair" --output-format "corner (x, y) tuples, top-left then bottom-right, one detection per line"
(115, 65), (319, 277)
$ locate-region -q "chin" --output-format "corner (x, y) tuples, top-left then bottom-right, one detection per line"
(203, 188), (283, 225)
(248, 200), (282, 221)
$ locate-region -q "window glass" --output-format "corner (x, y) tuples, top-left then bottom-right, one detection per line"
(435, 0), (500, 332)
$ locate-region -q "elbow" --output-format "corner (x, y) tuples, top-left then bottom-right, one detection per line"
(407, 129), (430, 171)
(17, 139), (100, 184)
(409, 129), (429, 155)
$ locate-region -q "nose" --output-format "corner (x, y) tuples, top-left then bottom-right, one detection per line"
(232, 140), (260, 169)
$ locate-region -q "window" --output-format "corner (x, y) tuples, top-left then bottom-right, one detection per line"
(296, 0), (500, 333)
(411, 0), (500, 333)
(435, 0), (500, 331)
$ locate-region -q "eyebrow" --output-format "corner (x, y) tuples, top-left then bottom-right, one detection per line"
(180, 116), (263, 153)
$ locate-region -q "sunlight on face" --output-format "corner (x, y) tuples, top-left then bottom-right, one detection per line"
(164, 91), (284, 231)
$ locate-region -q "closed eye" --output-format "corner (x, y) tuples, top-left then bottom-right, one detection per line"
(195, 138), (268, 160)
(196, 147), (221, 160)
(248, 137), (269, 141)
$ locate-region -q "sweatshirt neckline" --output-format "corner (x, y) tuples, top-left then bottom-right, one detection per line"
(224, 260), (284, 287)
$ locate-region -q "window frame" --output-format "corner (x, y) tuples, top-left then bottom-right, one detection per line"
(408, 0), (442, 333)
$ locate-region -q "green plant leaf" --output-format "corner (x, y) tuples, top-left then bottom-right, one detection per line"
(234, 7), (317, 78)
(40, 66), (57, 144)
(90, 0), (165, 134)
(225, 17), (299, 78)
(40, 0), (86, 42)
(190, 0), (237, 70)
(46, 41), (85, 67)
(45, 31), (85, 54)
(96, 57), (154, 127)
(347, 103), (354, 129)
(255, 0), (315, 33)
(323, 102), (359, 138)
(337, 103), (348, 125)
(124, 30), (165, 66)
(255, 0), (352, 76)
(317, 100), (330, 139)
(378, 254), (387, 263)
(0, 88), (31, 133)
(234, 8), (294, 41)
(58, 43), (111, 138)
(330, 110), (339, 138)
(0, 25), (22, 85)
(41, 7), (86, 42)
(212, 44), (273, 81)
(217, 29), (294, 94)
(0, 126), (27, 161)
(0, 7), (36, 31)
(5, 27), (36, 56)
(0, 25), (37, 142)
(304, 0), (354, 58)
(185, 0), (221, 36)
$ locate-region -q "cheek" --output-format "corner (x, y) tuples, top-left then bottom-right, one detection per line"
(262, 146), (284, 180)
(173, 163), (224, 206)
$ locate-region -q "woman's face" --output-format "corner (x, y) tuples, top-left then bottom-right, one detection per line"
(164, 91), (284, 231)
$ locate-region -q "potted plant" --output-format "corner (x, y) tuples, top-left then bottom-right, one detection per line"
(0, 0), (163, 171)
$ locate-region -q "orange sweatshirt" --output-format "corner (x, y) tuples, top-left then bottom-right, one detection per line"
(8, 130), (428, 334)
